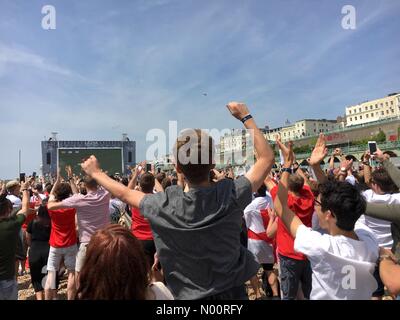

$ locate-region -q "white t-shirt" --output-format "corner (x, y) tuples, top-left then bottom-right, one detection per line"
(243, 193), (275, 264)
(30, 194), (47, 203)
(358, 189), (399, 248)
(294, 223), (379, 300)
(6, 194), (22, 209)
(147, 282), (175, 300)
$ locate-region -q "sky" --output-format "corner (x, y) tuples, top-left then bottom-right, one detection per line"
(0, 0), (399, 179)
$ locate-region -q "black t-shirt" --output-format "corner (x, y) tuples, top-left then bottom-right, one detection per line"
(27, 220), (51, 242)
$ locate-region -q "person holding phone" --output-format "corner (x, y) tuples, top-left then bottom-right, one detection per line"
(0, 181), (30, 300)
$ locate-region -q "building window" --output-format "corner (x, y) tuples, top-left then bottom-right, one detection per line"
(355, 116), (358, 120)
(349, 117), (352, 121)
(371, 113), (373, 117)
(349, 110), (351, 114)
(359, 108), (361, 112)
(381, 103), (383, 107)
(375, 104), (378, 108)
(313, 129), (316, 132)
(366, 114), (369, 118)
(392, 109), (394, 113)
(381, 111), (384, 115)
(370, 105), (373, 110)
(386, 102), (388, 106)
(391, 101), (394, 105)
(386, 110), (389, 114)
(365, 106), (368, 111)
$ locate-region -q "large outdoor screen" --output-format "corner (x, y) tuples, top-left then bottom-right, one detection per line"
(58, 148), (123, 176)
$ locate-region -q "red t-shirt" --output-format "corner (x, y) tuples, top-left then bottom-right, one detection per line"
(48, 207), (77, 248)
(270, 184), (314, 260)
(131, 208), (153, 241)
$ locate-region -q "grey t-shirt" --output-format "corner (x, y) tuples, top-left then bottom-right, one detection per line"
(139, 176), (259, 300)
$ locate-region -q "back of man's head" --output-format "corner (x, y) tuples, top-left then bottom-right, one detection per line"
(255, 184), (267, 198)
(54, 183), (72, 202)
(288, 175), (304, 194)
(84, 176), (98, 191)
(35, 183), (43, 193)
(140, 173), (155, 194)
(318, 180), (366, 231)
(371, 168), (398, 194)
(173, 129), (215, 185)
(383, 150), (397, 158)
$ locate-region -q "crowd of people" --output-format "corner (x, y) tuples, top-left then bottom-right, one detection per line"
(1, 102), (400, 300)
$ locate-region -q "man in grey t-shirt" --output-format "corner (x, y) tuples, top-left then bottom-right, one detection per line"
(80, 102), (276, 299)
(139, 175), (257, 299)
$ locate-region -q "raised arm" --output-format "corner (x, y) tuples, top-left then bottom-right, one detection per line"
(264, 175), (277, 192)
(128, 164), (142, 190)
(308, 133), (328, 184)
(150, 165), (164, 193)
(65, 166), (79, 195)
(81, 156), (146, 208)
(365, 202), (400, 226)
(379, 248), (400, 296)
(375, 148), (400, 188)
(226, 102), (275, 192)
(296, 166), (312, 187)
(17, 181), (31, 217)
(266, 207), (278, 239)
(273, 140), (304, 238)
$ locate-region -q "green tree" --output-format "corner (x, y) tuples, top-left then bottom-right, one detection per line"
(375, 130), (386, 143)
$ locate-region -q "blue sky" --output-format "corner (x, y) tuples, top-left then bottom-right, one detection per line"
(0, 0), (399, 179)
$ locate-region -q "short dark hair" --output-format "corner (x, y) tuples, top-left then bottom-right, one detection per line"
(288, 175), (304, 194)
(318, 180), (366, 231)
(54, 183), (72, 201)
(161, 177), (172, 190)
(371, 168), (399, 194)
(173, 129), (215, 185)
(140, 173), (155, 194)
(45, 183), (53, 194)
(255, 184), (267, 198)
(35, 183), (43, 193)
(383, 150), (397, 158)
(0, 194), (12, 217)
(83, 176), (98, 190)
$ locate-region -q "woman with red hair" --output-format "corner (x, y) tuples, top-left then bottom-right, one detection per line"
(77, 224), (173, 300)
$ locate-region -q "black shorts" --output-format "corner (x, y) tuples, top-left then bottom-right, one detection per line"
(278, 254), (312, 300)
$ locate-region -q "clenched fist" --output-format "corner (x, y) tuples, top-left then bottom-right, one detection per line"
(226, 102), (250, 121)
(81, 156), (101, 176)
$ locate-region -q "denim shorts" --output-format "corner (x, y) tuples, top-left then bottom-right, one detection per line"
(0, 279), (18, 300)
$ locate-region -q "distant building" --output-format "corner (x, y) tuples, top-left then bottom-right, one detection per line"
(264, 119), (337, 142)
(345, 93), (400, 127)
